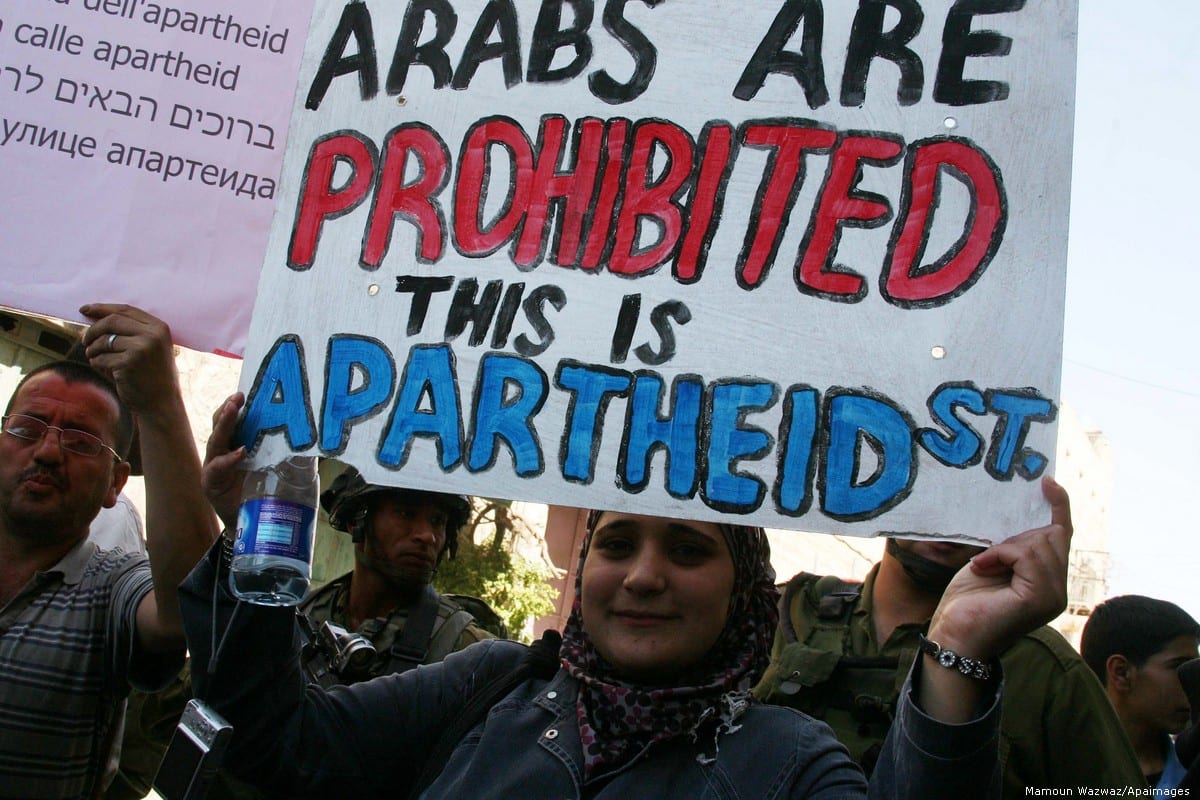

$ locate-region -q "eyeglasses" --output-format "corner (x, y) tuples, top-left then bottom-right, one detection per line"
(1, 414), (122, 461)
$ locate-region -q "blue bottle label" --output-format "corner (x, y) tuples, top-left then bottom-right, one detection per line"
(234, 498), (315, 561)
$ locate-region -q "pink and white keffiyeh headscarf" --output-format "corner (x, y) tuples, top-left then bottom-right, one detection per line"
(559, 511), (779, 782)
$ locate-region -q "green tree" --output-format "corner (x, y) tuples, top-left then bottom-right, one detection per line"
(435, 499), (560, 642)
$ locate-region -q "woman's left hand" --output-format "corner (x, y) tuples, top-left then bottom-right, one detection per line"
(927, 476), (1072, 663)
(914, 477), (1071, 723)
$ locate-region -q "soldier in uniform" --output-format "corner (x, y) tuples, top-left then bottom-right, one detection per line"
(755, 526), (1146, 798)
(301, 466), (504, 686)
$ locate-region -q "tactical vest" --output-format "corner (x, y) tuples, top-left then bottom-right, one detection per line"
(444, 593), (508, 640)
(299, 579), (500, 687)
(757, 573), (915, 776)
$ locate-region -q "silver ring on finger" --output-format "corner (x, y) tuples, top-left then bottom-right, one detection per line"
(106, 333), (118, 352)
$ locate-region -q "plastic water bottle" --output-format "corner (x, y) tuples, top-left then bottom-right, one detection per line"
(229, 455), (318, 606)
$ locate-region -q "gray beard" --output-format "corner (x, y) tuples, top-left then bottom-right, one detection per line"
(1, 500), (95, 549)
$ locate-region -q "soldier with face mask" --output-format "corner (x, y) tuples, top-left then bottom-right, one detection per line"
(755, 532), (1146, 798)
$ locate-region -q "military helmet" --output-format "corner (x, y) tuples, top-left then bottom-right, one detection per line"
(319, 467), (471, 559)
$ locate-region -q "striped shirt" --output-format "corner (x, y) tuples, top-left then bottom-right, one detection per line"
(0, 540), (182, 800)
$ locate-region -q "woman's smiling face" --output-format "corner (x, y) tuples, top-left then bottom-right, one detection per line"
(580, 512), (735, 685)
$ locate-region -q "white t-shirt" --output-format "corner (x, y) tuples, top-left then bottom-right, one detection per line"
(88, 492), (146, 555)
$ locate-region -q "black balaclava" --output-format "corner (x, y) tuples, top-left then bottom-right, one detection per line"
(885, 537), (961, 594)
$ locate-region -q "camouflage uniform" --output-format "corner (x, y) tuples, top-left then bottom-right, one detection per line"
(755, 565), (1146, 798)
(299, 572), (499, 683)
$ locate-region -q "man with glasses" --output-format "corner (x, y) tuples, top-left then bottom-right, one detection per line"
(0, 304), (216, 800)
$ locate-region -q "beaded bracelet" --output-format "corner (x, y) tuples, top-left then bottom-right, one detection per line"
(918, 633), (994, 681)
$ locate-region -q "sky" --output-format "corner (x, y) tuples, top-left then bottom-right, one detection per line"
(1063, 1), (1200, 621)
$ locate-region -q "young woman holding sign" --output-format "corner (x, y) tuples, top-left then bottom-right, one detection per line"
(182, 394), (1071, 799)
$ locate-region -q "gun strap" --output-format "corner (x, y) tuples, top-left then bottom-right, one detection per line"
(388, 584), (441, 674)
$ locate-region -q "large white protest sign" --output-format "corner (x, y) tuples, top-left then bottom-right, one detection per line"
(0, 0), (313, 353)
(238, 0), (1078, 540)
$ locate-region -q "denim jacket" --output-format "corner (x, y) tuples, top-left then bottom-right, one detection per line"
(182, 544), (1000, 799)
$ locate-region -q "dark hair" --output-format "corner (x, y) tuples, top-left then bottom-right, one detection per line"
(5, 361), (135, 459)
(1081, 595), (1200, 685)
